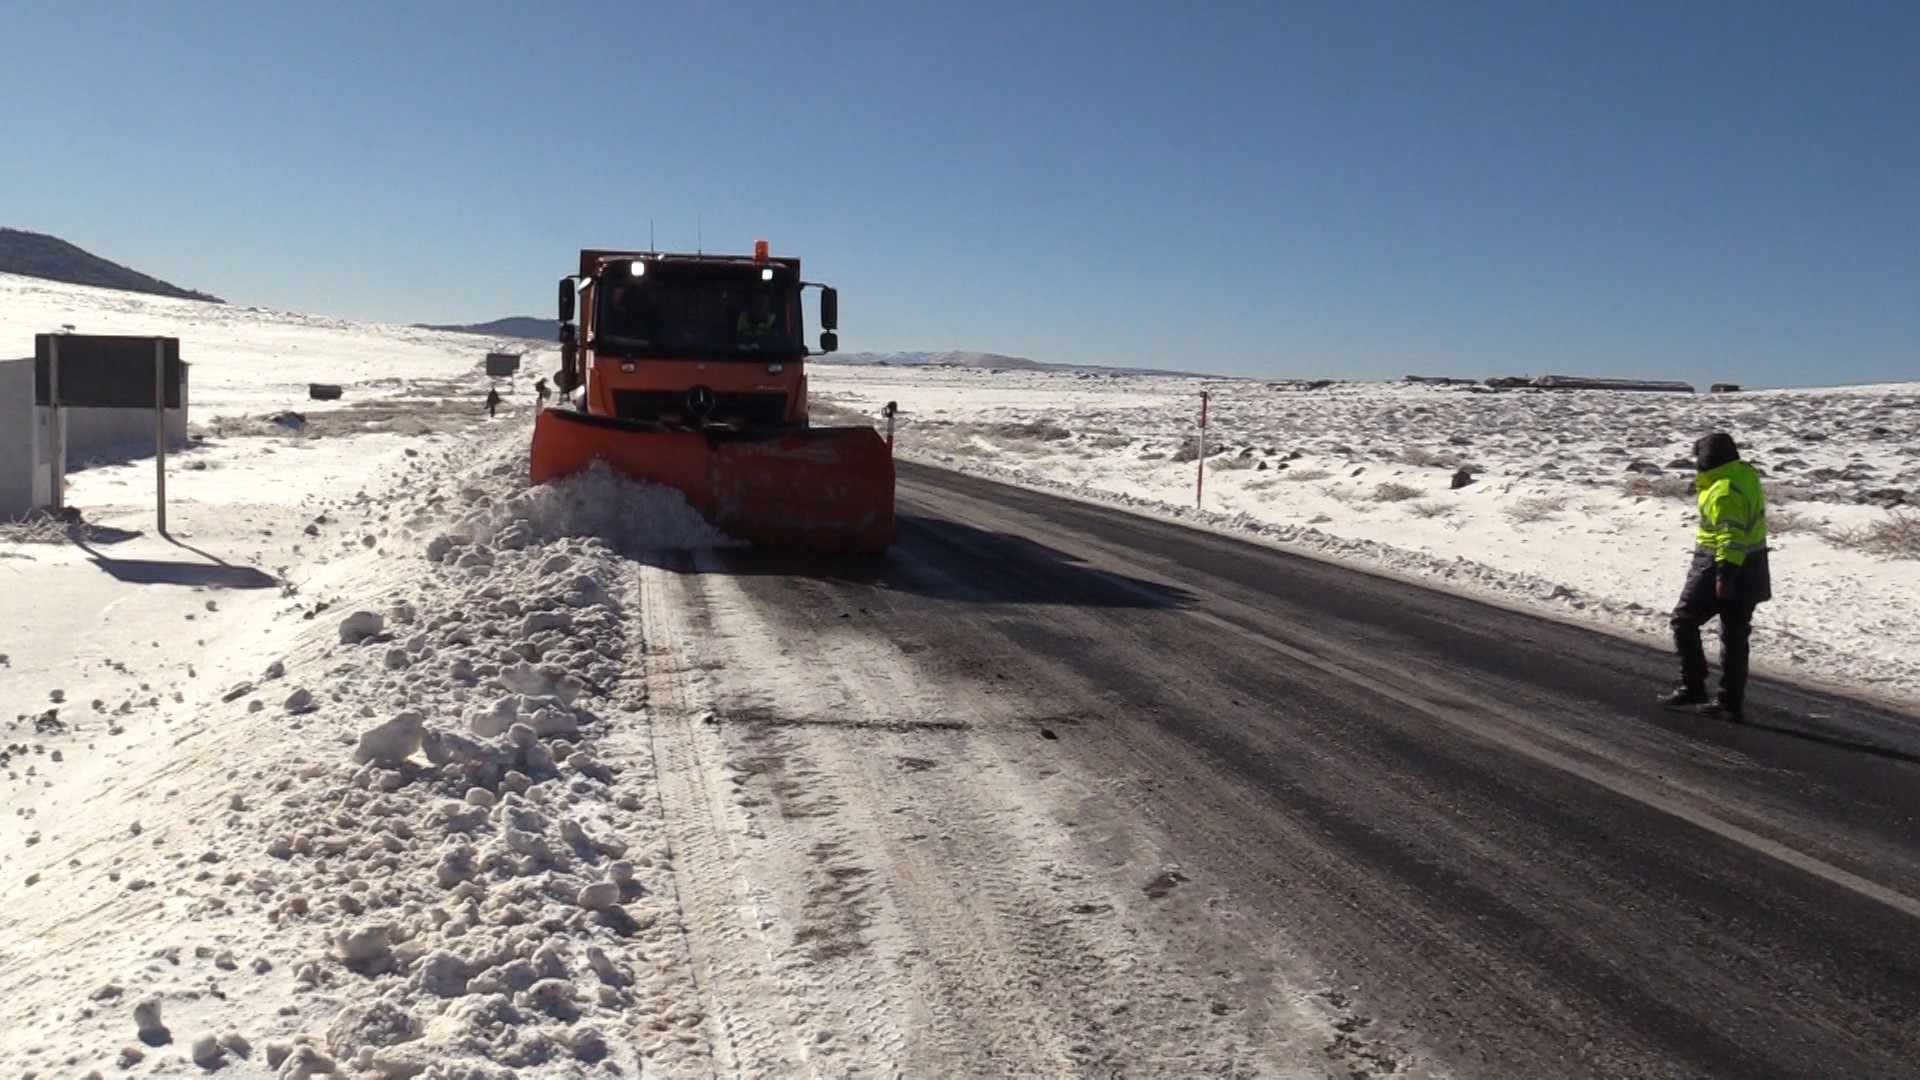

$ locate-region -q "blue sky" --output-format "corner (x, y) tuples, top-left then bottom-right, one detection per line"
(3, 2), (1916, 386)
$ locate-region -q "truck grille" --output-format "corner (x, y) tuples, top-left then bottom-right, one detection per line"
(611, 390), (788, 427)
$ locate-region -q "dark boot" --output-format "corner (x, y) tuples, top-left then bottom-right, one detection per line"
(1670, 553), (1719, 696)
(1716, 606), (1756, 719)
(1670, 616), (1711, 702)
(1660, 686), (1710, 709)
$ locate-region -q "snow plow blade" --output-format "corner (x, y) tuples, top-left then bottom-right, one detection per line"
(529, 408), (896, 553)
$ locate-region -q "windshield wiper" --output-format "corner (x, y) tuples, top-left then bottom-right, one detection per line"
(593, 334), (655, 349)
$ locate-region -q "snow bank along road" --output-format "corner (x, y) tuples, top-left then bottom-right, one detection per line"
(639, 460), (1920, 1078)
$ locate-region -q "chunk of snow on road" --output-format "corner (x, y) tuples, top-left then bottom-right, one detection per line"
(133, 997), (170, 1047)
(339, 610), (386, 644)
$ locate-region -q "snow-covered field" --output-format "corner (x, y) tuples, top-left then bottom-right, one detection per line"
(2, 275), (735, 1076)
(1, 274), (518, 422)
(813, 363), (1920, 707)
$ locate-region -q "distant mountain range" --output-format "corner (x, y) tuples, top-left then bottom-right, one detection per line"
(0, 228), (223, 302)
(825, 349), (1198, 378)
(415, 316), (559, 341)
(412, 326), (1198, 378)
(826, 350), (1052, 370)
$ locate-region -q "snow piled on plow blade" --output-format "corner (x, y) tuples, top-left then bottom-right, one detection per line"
(467, 458), (739, 551)
(528, 408), (896, 553)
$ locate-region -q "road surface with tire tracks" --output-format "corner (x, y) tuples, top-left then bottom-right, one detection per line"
(627, 460), (1920, 1079)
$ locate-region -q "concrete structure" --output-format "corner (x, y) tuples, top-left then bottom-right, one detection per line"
(0, 356), (190, 519)
(0, 358), (45, 518)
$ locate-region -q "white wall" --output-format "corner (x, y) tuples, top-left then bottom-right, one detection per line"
(0, 358), (36, 519)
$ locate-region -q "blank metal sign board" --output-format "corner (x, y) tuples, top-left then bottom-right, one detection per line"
(35, 335), (182, 409)
(486, 352), (522, 377)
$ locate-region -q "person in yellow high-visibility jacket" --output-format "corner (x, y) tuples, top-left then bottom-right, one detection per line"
(1662, 432), (1771, 721)
(735, 293), (778, 341)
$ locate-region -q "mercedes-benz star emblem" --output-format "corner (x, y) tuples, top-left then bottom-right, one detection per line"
(686, 387), (716, 416)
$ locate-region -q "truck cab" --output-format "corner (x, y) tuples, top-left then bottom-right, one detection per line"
(557, 244), (838, 431)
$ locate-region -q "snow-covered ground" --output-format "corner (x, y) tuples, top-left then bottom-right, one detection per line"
(4, 269), (1916, 1075)
(812, 363), (1920, 707)
(2, 275), (731, 1076)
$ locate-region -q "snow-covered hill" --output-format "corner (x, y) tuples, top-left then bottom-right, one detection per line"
(0, 228), (222, 303)
(2, 272), (542, 422)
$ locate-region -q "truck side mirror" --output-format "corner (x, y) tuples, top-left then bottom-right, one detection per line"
(819, 330), (839, 353)
(820, 287), (838, 331)
(558, 278), (575, 324)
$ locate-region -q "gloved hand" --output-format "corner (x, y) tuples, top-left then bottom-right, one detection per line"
(1716, 566), (1738, 601)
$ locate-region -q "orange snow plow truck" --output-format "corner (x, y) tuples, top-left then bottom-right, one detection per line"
(530, 243), (895, 552)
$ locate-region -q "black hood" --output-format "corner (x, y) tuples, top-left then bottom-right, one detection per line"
(1695, 432), (1740, 472)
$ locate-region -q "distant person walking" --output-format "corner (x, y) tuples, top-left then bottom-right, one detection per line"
(485, 387), (502, 418)
(534, 378), (550, 407)
(1662, 432), (1770, 721)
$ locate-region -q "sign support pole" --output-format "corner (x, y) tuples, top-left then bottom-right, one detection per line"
(49, 337), (65, 511)
(1196, 390), (1210, 509)
(154, 338), (168, 535)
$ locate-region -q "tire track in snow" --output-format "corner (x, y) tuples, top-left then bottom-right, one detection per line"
(638, 545), (1329, 1077)
(635, 559), (810, 1078)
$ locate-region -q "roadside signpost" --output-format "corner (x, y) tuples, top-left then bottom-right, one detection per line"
(1196, 390), (1210, 509)
(34, 334), (183, 533)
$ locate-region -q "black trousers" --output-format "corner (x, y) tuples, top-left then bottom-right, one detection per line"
(1670, 553), (1758, 710)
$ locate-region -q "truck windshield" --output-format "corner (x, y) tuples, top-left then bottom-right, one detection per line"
(594, 273), (802, 360)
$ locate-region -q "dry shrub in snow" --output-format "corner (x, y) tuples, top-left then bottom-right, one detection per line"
(1769, 480), (1832, 504)
(1171, 439), (1203, 463)
(1621, 474), (1692, 501)
(0, 510), (129, 545)
(1407, 500), (1455, 519)
(1372, 482), (1424, 503)
(196, 413), (313, 441)
(1506, 495), (1569, 524)
(1824, 510), (1920, 559)
(0, 512), (73, 544)
(1087, 434), (1132, 450)
(1209, 455), (1257, 472)
(991, 420), (1073, 443)
(1283, 468), (1332, 482)
(1768, 506), (1821, 535)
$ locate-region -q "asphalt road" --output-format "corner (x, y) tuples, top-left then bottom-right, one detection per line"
(648, 460), (1920, 1079)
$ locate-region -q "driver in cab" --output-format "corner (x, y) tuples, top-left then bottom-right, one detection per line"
(735, 292), (777, 343)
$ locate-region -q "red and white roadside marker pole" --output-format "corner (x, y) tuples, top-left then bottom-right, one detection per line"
(1195, 390), (1210, 509)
